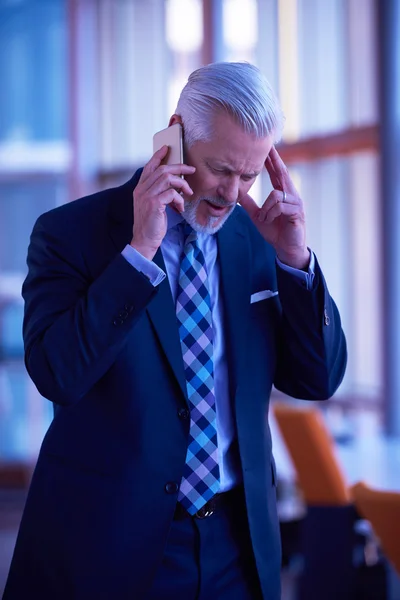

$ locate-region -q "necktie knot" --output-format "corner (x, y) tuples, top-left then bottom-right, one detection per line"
(182, 222), (197, 247)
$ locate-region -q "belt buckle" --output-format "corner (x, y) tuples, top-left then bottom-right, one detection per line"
(195, 497), (216, 519)
(195, 506), (214, 519)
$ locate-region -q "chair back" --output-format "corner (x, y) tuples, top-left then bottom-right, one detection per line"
(351, 481), (400, 573)
(273, 402), (350, 505)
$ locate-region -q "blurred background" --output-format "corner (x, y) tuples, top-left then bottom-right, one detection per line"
(0, 0), (399, 597)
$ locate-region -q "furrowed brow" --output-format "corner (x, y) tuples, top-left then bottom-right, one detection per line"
(207, 159), (259, 178)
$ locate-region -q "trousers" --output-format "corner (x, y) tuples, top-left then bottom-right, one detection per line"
(147, 487), (263, 600)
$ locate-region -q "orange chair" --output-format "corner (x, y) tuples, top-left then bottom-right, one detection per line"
(351, 481), (400, 574)
(273, 402), (357, 600)
(273, 402), (351, 505)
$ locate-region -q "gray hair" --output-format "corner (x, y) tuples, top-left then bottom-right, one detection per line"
(175, 62), (285, 147)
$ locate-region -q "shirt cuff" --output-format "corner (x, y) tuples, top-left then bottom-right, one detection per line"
(276, 249), (316, 290)
(121, 244), (166, 287)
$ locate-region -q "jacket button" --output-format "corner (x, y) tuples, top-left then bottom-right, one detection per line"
(165, 482), (179, 494)
(113, 318), (123, 326)
(118, 310), (128, 319)
(178, 407), (190, 420)
(124, 304), (134, 313)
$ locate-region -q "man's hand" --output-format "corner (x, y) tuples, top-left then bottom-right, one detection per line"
(130, 146), (196, 261)
(240, 146), (309, 270)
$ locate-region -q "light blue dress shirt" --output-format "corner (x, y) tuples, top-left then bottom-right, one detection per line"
(122, 207), (315, 491)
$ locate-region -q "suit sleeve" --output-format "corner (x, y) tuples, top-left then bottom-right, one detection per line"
(22, 215), (158, 406)
(273, 256), (347, 400)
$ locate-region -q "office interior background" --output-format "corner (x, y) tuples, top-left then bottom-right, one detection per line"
(0, 0), (400, 597)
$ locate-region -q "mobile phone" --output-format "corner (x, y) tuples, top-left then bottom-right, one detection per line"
(153, 123), (183, 166)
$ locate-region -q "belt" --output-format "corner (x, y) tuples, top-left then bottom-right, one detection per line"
(173, 486), (244, 520)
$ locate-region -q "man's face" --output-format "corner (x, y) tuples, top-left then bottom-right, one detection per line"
(181, 113), (274, 233)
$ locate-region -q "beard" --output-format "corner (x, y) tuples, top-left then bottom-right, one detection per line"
(182, 196), (236, 234)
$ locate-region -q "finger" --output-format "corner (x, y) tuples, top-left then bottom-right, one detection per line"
(258, 190), (301, 222)
(259, 199), (302, 224)
(158, 188), (185, 212)
(268, 146), (289, 175)
(149, 173), (194, 197)
(267, 146), (297, 194)
(141, 163), (196, 193)
(268, 145), (284, 166)
(165, 163), (197, 176)
(141, 145), (169, 181)
(239, 193), (260, 221)
(264, 155), (282, 190)
(258, 190), (283, 222)
(170, 201), (184, 215)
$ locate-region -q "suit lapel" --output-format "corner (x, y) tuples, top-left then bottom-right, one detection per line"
(217, 211), (251, 394)
(146, 249), (188, 401)
(108, 180), (252, 402)
(108, 179), (188, 402)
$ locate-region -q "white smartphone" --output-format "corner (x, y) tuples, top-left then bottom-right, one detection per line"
(153, 123), (183, 166)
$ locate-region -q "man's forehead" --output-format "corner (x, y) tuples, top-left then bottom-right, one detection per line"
(206, 154), (265, 175)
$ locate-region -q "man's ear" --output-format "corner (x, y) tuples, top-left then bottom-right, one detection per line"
(168, 114), (183, 127)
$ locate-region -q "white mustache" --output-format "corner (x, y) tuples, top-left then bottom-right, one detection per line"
(201, 197), (233, 208)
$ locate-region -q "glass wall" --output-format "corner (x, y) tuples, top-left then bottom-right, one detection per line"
(254, 0), (381, 410)
(0, 0), (69, 460)
(0, 0), (382, 464)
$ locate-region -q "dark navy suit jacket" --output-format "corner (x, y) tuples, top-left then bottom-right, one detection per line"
(4, 170), (347, 599)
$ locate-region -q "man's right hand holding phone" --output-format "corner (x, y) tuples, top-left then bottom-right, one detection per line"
(130, 145), (195, 261)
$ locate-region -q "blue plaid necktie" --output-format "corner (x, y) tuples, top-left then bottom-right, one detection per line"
(176, 223), (220, 514)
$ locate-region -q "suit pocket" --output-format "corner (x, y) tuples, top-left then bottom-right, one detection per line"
(250, 289), (278, 304)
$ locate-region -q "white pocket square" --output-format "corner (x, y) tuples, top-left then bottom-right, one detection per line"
(250, 290), (278, 304)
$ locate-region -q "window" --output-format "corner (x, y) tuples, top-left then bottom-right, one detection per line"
(0, 0), (383, 468)
(0, 0), (69, 462)
(258, 0), (380, 409)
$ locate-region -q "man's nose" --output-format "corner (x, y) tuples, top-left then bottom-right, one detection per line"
(217, 177), (240, 204)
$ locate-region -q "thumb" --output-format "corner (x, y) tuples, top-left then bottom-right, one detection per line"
(240, 194), (260, 221)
